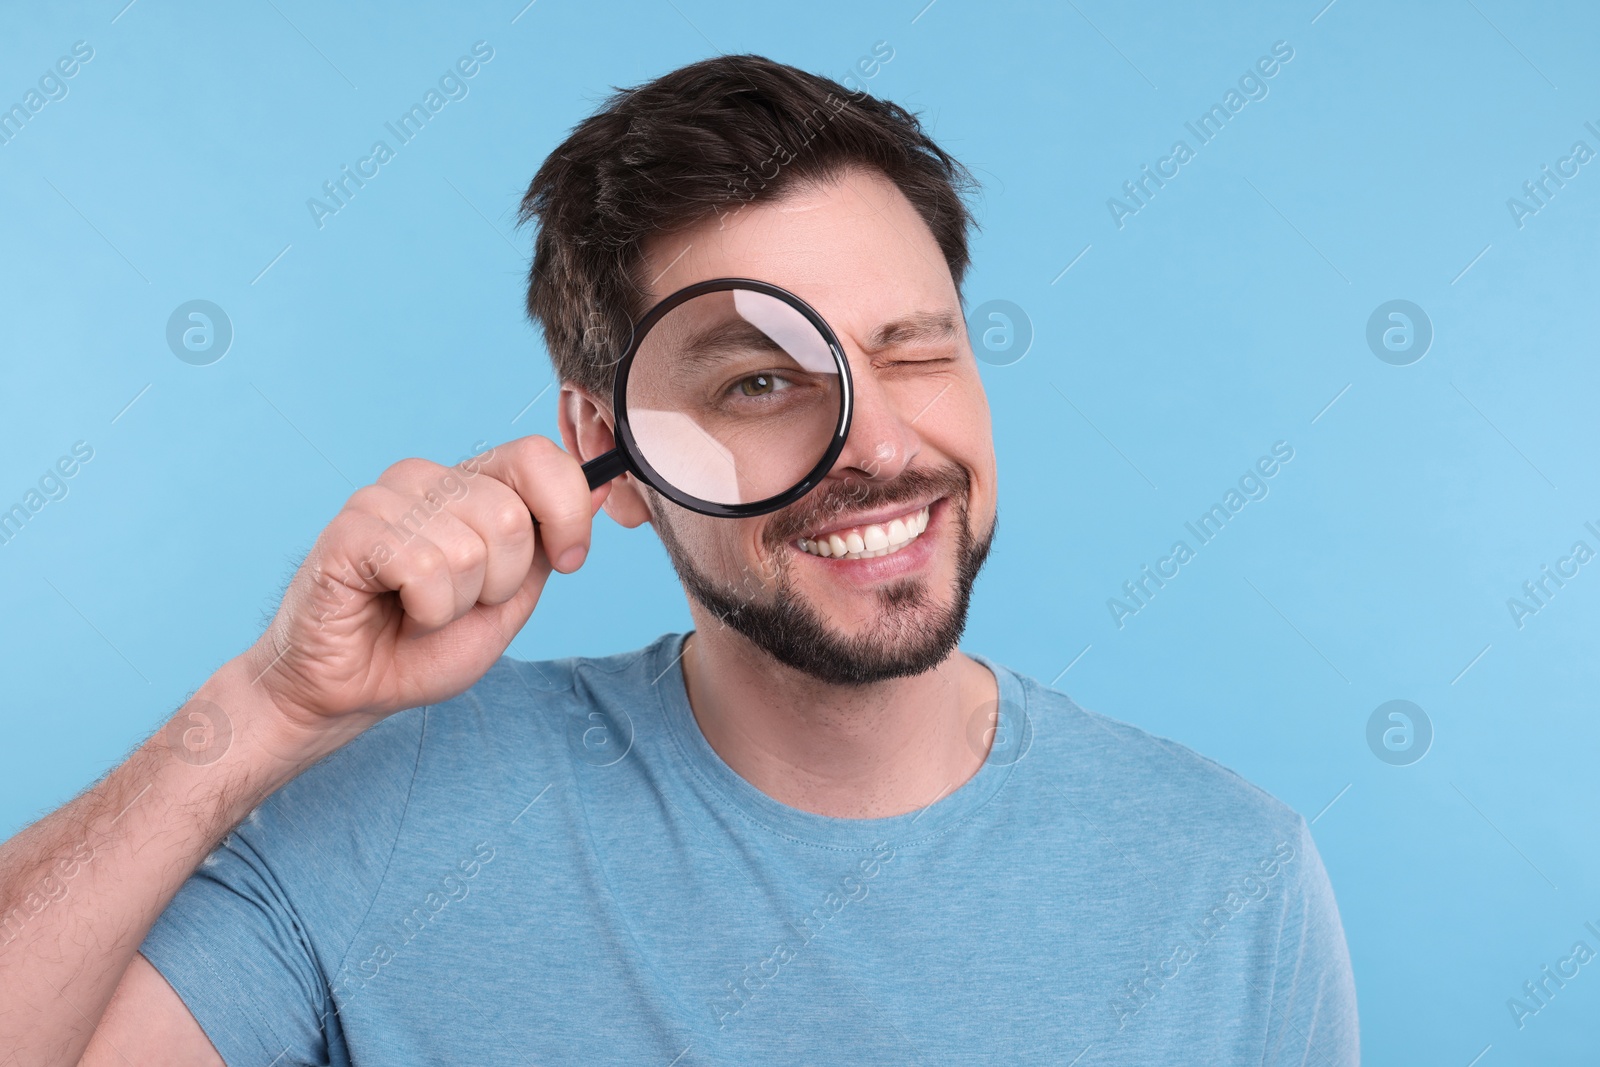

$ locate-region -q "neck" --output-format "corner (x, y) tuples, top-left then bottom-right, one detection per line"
(677, 614), (999, 820)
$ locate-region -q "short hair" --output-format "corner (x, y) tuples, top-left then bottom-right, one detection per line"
(515, 53), (978, 399)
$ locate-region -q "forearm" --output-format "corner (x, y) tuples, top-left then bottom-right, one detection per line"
(0, 653), (355, 1067)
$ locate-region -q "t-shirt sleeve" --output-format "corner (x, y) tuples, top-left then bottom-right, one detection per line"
(137, 710), (425, 1067)
(1261, 817), (1359, 1066)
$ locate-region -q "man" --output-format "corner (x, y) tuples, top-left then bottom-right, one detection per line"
(0, 54), (1357, 1065)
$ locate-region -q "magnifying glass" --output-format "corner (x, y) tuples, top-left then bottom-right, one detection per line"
(578, 278), (854, 518)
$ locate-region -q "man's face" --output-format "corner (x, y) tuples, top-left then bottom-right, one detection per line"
(631, 166), (998, 686)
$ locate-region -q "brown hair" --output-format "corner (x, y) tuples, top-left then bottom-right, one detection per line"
(515, 53), (978, 399)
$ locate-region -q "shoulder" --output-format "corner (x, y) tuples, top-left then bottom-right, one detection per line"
(311, 633), (683, 834)
(997, 661), (1351, 963)
(996, 661), (1311, 871)
(242, 634), (677, 843)
(415, 633), (675, 761)
(198, 635), (678, 913)
(988, 664), (1356, 1055)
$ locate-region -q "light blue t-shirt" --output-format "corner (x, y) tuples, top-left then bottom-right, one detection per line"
(141, 632), (1357, 1065)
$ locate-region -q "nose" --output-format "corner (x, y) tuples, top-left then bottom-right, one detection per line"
(828, 351), (921, 484)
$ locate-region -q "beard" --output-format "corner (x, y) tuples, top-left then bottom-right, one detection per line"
(650, 464), (996, 687)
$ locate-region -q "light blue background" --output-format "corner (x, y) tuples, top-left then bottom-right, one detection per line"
(3, 1), (1596, 1062)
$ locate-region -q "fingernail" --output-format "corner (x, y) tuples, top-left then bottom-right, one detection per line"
(557, 545), (588, 571)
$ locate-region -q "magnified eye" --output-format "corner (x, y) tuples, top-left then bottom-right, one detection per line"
(736, 373), (788, 397)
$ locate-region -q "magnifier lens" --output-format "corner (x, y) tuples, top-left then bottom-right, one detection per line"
(624, 287), (844, 508)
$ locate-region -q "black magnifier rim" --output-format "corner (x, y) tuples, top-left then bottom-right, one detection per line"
(608, 277), (853, 519)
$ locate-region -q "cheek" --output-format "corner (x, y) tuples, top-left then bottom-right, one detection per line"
(720, 531), (758, 580)
(922, 373), (993, 471)
(887, 369), (960, 423)
(960, 362), (994, 428)
(945, 381), (997, 523)
(674, 511), (759, 580)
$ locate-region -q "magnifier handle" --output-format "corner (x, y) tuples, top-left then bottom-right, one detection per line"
(582, 449), (629, 490)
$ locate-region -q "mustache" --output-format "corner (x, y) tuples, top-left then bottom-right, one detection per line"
(764, 464), (970, 547)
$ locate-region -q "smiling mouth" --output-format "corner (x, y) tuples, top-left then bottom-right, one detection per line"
(793, 504), (932, 560)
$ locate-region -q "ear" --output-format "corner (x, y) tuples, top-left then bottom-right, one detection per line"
(557, 382), (654, 529)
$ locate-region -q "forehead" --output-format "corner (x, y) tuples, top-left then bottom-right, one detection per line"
(636, 167), (960, 347)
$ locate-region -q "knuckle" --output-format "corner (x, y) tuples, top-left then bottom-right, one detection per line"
(390, 496), (439, 539)
(538, 492), (589, 533)
(487, 499), (531, 543)
(380, 456), (439, 487)
(407, 541), (450, 582)
(322, 510), (381, 558)
(345, 484), (393, 517)
(322, 508), (363, 543)
(520, 434), (569, 470)
(446, 535), (487, 576)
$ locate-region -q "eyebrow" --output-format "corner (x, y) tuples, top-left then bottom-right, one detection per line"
(668, 309), (961, 366)
(865, 311), (959, 351)
(672, 320), (790, 367)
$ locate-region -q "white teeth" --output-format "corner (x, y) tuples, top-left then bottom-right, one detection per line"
(795, 505), (932, 561)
